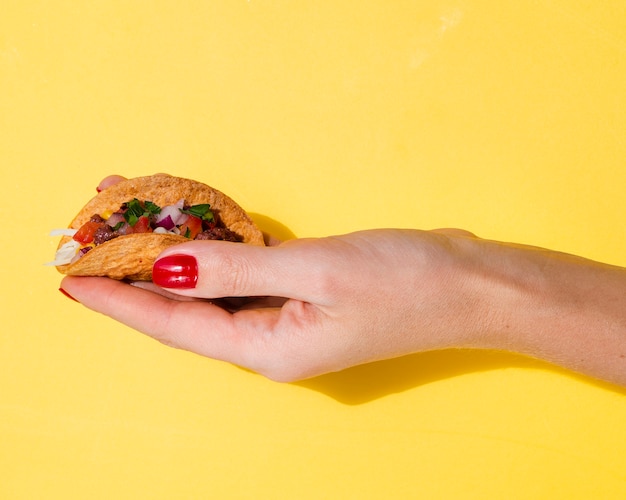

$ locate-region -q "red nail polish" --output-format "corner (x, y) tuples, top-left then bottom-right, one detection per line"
(59, 287), (79, 302)
(152, 254), (198, 289)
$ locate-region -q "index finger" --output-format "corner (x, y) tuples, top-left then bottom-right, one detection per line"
(96, 175), (127, 192)
(60, 276), (281, 369)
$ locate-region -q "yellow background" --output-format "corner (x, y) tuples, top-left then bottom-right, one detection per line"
(1, 1), (625, 498)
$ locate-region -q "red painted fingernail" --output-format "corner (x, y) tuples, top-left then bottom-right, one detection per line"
(59, 287), (79, 302)
(153, 254), (198, 289)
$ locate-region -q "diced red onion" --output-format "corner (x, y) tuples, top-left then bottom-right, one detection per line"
(155, 200), (187, 227)
(155, 214), (175, 230)
(106, 212), (126, 227)
(177, 213), (189, 226)
(116, 222), (133, 235)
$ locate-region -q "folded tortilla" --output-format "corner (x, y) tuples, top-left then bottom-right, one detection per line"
(55, 174), (265, 280)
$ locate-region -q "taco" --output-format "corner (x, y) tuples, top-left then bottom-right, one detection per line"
(48, 174), (265, 280)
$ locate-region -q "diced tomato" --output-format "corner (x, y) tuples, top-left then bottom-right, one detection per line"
(73, 221), (103, 245)
(132, 215), (153, 234)
(179, 215), (203, 239)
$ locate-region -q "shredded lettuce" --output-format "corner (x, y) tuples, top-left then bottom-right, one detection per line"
(45, 238), (81, 266)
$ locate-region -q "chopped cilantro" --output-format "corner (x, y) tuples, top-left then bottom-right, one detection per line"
(123, 199), (162, 226)
(180, 204), (214, 222)
(143, 200), (161, 215)
(125, 214), (137, 226)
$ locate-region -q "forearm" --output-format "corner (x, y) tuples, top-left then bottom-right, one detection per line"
(466, 239), (626, 386)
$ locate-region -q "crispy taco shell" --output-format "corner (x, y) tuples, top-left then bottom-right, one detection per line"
(56, 174), (264, 280)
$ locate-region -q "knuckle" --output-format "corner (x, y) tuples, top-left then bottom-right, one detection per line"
(258, 357), (312, 383)
(261, 368), (299, 384)
(215, 250), (253, 296)
(155, 336), (182, 350)
(309, 264), (349, 302)
(255, 309), (325, 383)
(146, 302), (185, 349)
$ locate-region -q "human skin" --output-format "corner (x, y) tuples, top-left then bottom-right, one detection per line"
(60, 177), (626, 386)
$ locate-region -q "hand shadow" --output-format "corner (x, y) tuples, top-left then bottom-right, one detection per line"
(293, 349), (626, 405)
(249, 213), (297, 242)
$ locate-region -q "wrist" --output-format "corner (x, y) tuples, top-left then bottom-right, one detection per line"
(464, 238), (626, 385)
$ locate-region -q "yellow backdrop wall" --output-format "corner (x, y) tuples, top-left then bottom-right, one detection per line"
(1, 1), (625, 498)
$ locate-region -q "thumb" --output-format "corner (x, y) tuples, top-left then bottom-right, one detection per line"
(152, 239), (317, 300)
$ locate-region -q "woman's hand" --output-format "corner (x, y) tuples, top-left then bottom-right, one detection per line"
(60, 229), (487, 381)
(60, 177), (626, 385)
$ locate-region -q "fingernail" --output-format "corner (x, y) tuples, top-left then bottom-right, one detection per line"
(96, 187), (102, 193)
(59, 287), (79, 302)
(152, 254), (198, 289)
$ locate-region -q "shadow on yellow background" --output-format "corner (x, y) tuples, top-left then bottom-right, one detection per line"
(296, 349), (626, 405)
(249, 213), (298, 242)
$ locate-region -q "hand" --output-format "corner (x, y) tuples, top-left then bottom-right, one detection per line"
(60, 177), (626, 385)
(60, 228), (484, 380)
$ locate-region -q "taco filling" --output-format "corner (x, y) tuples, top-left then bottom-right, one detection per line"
(51, 198), (241, 267)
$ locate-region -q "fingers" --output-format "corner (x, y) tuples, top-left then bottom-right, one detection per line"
(264, 233), (282, 247)
(431, 228), (477, 238)
(97, 175), (127, 192)
(152, 239), (324, 302)
(128, 280), (207, 302)
(129, 280), (284, 311)
(59, 276), (281, 368)
(97, 173), (174, 191)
